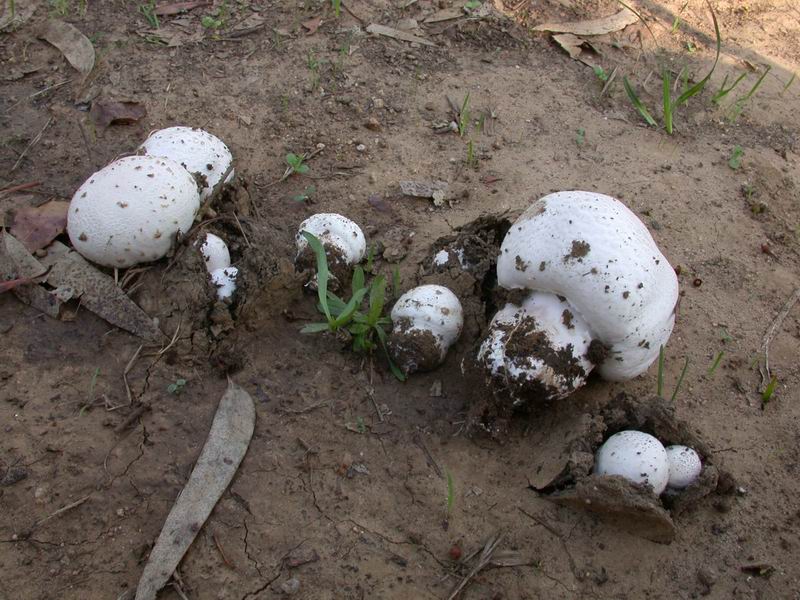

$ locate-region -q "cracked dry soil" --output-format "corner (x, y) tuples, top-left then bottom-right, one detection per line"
(2, 0), (800, 599)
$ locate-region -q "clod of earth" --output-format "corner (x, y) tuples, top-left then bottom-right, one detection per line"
(387, 284), (464, 374)
(479, 191), (679, 405)
(67, 155), (201, 268)
(139, 126), (235, 202)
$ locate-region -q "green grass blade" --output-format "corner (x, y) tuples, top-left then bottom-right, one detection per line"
(782, 72), (796, 94)
(712, 72), (747, 104)
(707, 350), (725, 376)
(674, 0), (721, 106)
(762, 375), (778, 406)
(624, 76), (657, 127)
(446, 470), (455, 516)
(368, 275), (386, 324)
(332, 287), (368, 328)
(657, 345), (665, 397)
(662, 69), (673, 134)
(352, 265), (365, 297)
(302, 231), (332, 323)
(670, 357), (690, 402)
(301, 322), (332, 334)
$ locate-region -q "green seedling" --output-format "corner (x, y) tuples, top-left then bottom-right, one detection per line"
(685, 41), (696, 53)
(356, 415), (366, 433)
(332, 0), (341, 17)
(719, 328), (733, 343)
(466, 139), (478, 168)
(201, 15), (222, 29)
(576, 128), (586, 147)
(593, 66), (609, 82)
(139, 0), (159, 28)
(728, 146), (744, 170)
(291, 185), (316, 202)
(728, 65), (771, 122)
(286, 153), (310, 176)
(761, 375), (777, 407)
(657, 345), (690, 401)
(167, 378), (187, 394)
(307, 50), (321, 91)
(300, 232), (405, 380)
(707, 351), (725, 376)
(712, 72), (747, 105)
(458, 92), (471, 137)
(464, 0), (481, 9)
(782, 72), (796, 94)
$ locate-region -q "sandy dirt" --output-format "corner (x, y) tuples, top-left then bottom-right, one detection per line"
(2, 0), (800, 599)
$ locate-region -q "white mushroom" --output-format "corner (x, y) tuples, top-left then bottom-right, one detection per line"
(140, 126), (234, 202)
(594, 430), (670, 495)
(480, 191), (679, 401)
(198, 232), (231, 273)
(211, 266), (238, 301)
(665, 445), (702, 490)
(295, 213), (366, 265)
(67, 155), (201, 268)
(388, 285), (464, 374)
(477, 291), (593, 400)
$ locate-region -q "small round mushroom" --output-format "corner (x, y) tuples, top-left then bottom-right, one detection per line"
(211, 266), (238, 301)
(480, 191), (679, 401)
(477, 291), (593, 401)
(295, 213), (366, 286)
(67, 155), (201, 268)
(594, 430), (670, 495)
(665, 445), (702, 490)
(198, 232), (231, 273)
(140, 126), (234, 202)
(388, 285), (463, 374)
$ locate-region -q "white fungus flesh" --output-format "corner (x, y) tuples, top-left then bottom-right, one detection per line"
(665, 445), (702, 490)
(494, 191), (679, 382)
(198, 232), (231, 274)
(594, 430), (670, 495)
(477, 291), (594, 401)
(295, 213), (366, 266)
(67, 155), (201, 268)
(140, 126), (234, 202)
(211, 266), (238, 300)
(389, 285), (464, 374)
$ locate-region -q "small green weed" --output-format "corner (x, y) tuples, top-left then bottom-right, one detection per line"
(657, 346), (690, 401)
(707, 351), (725, 376)
(465, 139), (478, 168)
(728, 146), (744, 170)
(291, 185), (316, 202)
(446, 470), (455, 519)
(593, 66), (609, 82)
(139, 0), (159, 28)
(458, 92), (471, 137)
(167, 378), (187, 395)
(728, 65), (771, 122)
(576, 128), (586, 147)
(356, 415), (366, 433)
(286, 153), (310, 176)
(782, 72), (796, 94)
(332, 0), (341, 17)
(299, 232), (405, 380)
(464, 0), (481, 9)
(712, 72), (747, 105)
(307, 50), (321, 91)
(761, 375), (777, 407)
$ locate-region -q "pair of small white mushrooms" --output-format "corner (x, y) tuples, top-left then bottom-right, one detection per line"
(66, 126), (237, 299)
(594, 430), (703, 494)
(295, 213), (465, 373)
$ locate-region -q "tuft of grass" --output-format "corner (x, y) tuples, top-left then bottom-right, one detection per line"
(139, 0), (159, 28)
(623, 76), (657, 127)
(300, 232), (405, 380)
(712, 72), (747, 105)
(593, 66), (609, 82)
(465, 139), (478, 169)
(728, 146), (744, 170)
(728, 65), (771, 122)
(657, 346), (690, 401)
(761, 375), (777, 407)
(576, 127), (586, 147)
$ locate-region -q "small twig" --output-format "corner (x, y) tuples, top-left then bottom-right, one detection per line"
(0, 181), (42, 196)
(367, 359), (384, 423)
(600, 66), (619, 96)
(759, 287), (800, 390)
(412, 432), (444, 479)
(114, 403), (151, 434)
(123, 344), (144, 406)
(156, 320), (183, 357)
(232, 212), (251, 248)
(278, 400), (329, 415)
(30, 494), (91, 532)
(517, 507), (564, 539)
(447, 533), (504, 600)
(212, 532), (236, 569)
(10, 117), (54, 173)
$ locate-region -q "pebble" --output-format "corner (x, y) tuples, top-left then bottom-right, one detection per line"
(369, 173), (377, 184)
(373, 98), (385, 109)
(356, 144), (366, 152)
(365, 117), (381, 131)
(281, 578), (300, 595)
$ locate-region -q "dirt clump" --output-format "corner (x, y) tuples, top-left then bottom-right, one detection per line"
(387, 317), (443, 374)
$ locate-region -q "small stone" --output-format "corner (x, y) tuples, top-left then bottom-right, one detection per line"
(369, 173), (377, 184)
(365, 117), (381, 131)
(281, 578), (300, 595)
(429, 380), (442, 397)
(316, 143), (325, 150)
(356, 144), (366, 152)
(373, 98), (385, 109)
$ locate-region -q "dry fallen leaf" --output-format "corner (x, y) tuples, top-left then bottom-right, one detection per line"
(366, 23), (437, 47)
(90, 100), (147, 129)
(302, 16), (323, 35)
(134, 382), (255, 600)
(533, 9), (639, 36)
(154, 1), (210, 16)
(38, 19), (95, 76)
(552, 33), (599, 68)
(10, 200), (69, 253)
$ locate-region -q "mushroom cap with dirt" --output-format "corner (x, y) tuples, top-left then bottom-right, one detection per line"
(67, 155), (201, 268)
(388, 284), (463, 374)
(139, 126), (234, 202)
(295, 213), (366, 286)
(480, 191), (679, 401)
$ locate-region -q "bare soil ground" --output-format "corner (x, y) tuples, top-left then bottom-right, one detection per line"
(2, 1), (800, 599)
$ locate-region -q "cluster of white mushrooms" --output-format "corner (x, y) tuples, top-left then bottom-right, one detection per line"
(594, 430), (703, 494)
(66, 126), (237, 300)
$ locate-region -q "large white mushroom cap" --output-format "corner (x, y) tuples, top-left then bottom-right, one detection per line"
(295, 213), (366, 265)
(478, 291), (594, 401)
(67, 155), (201, 268)
(140, 126), (234, 202)
(594, 430), (670, 495)
(496, 191), (679, 381)
(391, 285), (464, 358)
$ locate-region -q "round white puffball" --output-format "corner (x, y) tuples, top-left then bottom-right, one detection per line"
(198, 232), (230, 274)
(140, 126), (234, 202)
(665, 445), (702, 490)
(594, 430), (670, 495)
(211, 266), (238, 300)
(295, 213), (366, 265)
(67, 155), (200, 268)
